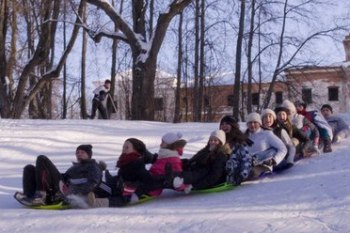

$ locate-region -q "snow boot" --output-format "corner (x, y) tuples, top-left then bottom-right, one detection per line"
(323, 138), (332, 153)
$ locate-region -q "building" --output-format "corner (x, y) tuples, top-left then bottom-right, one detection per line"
(104, 35), (350, 122)
(284, 35), (350, 113)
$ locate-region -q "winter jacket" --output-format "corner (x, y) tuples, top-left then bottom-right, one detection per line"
(325, 115), (350, 138)
(117, 152), (164, 197)
(182, 144), (230, 190)
(268, 125), (296, 166)
(149, 148), (183, 195)
(291, 113), (320, 144)
(278, 120), (309, 145)
(298, 109), (333, 140)
(226, 143), (252, 185)
(93, 85), (109, 102)
(247, 128), (287, 166)
(63, 159), (102, 195)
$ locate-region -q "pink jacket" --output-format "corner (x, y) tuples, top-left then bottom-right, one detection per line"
(149, 148), (183, 196)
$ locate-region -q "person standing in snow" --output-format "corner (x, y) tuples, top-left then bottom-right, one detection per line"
(245, 112), (287, 178)
(219, 115), (253, 185)
(15, 145), (102, 207)
(149, 132), (190, 195)
(321, 104), (350, 143)
(90, 79), (111, 119)
(173, 130), (231, 191)
(261, 108), (295, 170)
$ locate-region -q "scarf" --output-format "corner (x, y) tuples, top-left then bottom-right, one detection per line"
(116, 152), (142, 168)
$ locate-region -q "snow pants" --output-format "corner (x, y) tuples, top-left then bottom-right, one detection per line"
(23, 155), (62, 198)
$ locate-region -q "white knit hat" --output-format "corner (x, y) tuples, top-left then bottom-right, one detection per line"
(281, 99), (297, 115)
(246, 112), (262, 125)
(210, 130), (226, 145)
(162, 132), (183, 145)
(261, 108), (276, 120)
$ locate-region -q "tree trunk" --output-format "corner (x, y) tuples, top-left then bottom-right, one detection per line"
(193, 0), (200, 122)
(247, 0), (255, 114)
(198, 0), (205, 121)
(232, 0), (245, 120)
(0, 0), (10, 118)
(174, 12), (183, 123)
(80, 2), (88, 119)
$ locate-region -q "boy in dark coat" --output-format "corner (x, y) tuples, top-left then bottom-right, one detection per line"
(15, 144), (102, 207)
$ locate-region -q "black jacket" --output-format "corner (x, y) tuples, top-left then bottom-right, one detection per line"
(182, 145), (229, 190)
(63, 159), (102, 195)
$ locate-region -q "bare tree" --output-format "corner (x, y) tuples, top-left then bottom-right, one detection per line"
(84, 0), (193, 121)
(0, 0), (85, 118)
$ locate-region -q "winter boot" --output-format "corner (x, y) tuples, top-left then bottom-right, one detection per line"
(323, 138), (332, 153)
(30, 191), (47, 206)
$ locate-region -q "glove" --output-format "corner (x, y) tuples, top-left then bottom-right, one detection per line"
(98, 160), (107, 171)
(263, 159), (275, 166)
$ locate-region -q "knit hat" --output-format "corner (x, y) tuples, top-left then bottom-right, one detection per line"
(210, 129), (226, 145)
(220, 115), (238, 127)
(274, 106), (289, 114)
(295, 100), (306, 109)
(321, 104), (333, 113)
(281, 99), (297, 115)
(76, 144), (93, 158)
(162, 132), (187, 150)
(246, 112), (262, 125)
(126, 138), (146, 155)
(261, 108), (276, 120)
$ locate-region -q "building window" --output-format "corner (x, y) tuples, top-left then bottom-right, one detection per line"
(252, 93), (259, 106)
(275, 91), (283, 105)
(154, 97), (163, 111)
(227, 95), (234, 106)
(302, 88), (312, 104)
(204, 95), (210, 107)
(328, 86), (339, 101)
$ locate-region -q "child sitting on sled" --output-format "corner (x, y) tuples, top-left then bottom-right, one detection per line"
(14, 145), (103, 208)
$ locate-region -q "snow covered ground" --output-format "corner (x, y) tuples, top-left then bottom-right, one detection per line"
(1, 117), (350, 233)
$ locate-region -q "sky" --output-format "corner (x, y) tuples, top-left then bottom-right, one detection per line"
(1, 115), (350, 233)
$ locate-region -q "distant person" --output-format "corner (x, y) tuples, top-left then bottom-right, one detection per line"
(321, 104), (350, 143)
(90, 79), (111, 119)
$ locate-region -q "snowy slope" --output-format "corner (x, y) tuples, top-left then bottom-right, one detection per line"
(0, 118), (350, 233)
